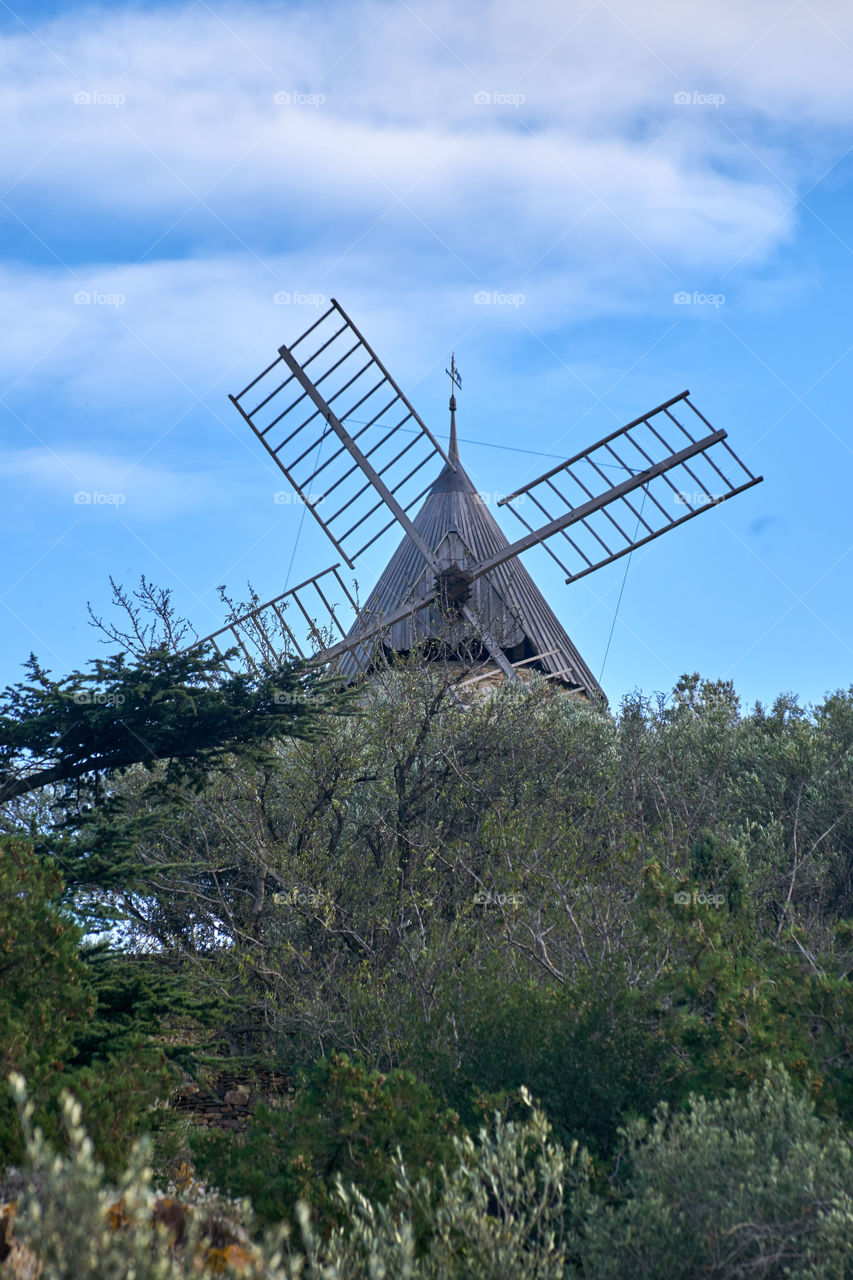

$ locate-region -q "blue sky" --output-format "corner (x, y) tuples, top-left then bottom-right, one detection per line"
(1, 0), (852, 710)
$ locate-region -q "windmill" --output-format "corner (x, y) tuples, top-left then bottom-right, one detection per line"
(192, 299), (762, 698)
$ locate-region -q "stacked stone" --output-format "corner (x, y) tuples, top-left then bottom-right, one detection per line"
(171, 1069), (292, 1131)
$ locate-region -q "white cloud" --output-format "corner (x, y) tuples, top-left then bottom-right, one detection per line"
(0, 442), (238, 520)
(1, 0), (848, 277)
(0, 0), (848, 458)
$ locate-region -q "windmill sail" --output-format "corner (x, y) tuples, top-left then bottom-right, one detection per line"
(498, 391), (761, 583)
(229, 299), (451, 568)
(192, 565), (358, 671)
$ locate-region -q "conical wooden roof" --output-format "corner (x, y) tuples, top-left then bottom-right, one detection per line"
(337, 425), (603, 698)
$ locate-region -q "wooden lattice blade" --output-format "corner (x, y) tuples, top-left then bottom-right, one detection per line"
(190, 565), (360, 675)
(496, 391), (762, 583)
(229, 300), (451, 569)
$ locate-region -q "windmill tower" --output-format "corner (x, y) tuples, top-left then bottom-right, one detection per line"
(193, 300), (762, 695)
(333, 354), (603, 697)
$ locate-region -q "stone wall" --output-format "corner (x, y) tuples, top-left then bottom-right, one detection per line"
(171, 1068), (293, 1131)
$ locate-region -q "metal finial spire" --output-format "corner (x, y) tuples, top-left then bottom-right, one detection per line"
(446, 353), (462, 463)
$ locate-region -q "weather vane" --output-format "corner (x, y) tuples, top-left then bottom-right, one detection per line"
(446, 352), (462, 400)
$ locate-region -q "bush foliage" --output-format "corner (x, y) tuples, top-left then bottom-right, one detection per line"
(7, 1069), (853, 1279)
(4, 648), (853, 1272)
(190, 1053), (460, 1234)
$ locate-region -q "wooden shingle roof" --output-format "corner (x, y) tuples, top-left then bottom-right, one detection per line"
(337, 434), (603, 698)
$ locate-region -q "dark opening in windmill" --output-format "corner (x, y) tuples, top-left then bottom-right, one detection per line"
(193, 300), (763, 699)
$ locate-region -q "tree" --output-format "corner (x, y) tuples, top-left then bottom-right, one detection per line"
(0, 639), (351, 1168)
(0, 836), (174, 1173)
(0, 646), (347, 805)
(92, 661), (853, 1123)
(0, 835), (92, 1162)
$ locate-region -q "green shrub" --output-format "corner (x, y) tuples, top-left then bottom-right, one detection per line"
(574, 1066), (853, 1279)
(6, 1076), (270, 1279)
(306, 1086), (585, 1280)
(414, 960), (670, 1158)
(7, 1076), (585, 1279)
(11, 1069), (853, 1280)
(191, 1053), (460, 1237)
